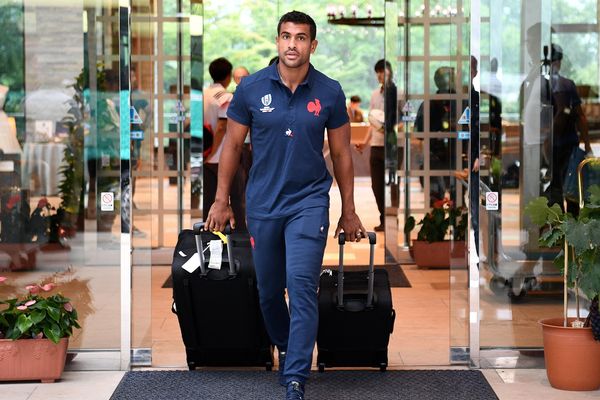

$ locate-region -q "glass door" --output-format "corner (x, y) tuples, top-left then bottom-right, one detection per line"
(387, 0), (472, 365)
(0, 0), (137, 369)
(141, 0), (196, 367)
(475, 0), (600, 368)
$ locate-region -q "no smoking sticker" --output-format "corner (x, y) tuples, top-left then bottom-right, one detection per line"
(101, 192), (114, 211)
(485, 192), (499, 211)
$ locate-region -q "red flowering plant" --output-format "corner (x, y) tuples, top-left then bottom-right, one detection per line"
(404, 198), (468, 243)
(0, 277), (80, 343)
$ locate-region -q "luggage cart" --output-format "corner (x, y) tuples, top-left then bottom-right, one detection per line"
(465, 178), (562, 300)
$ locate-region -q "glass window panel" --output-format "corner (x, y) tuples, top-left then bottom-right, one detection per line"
(162, 22), (190, 56)
(430, 24), (456, 56)
(132, 21), (157, 55)
(163, 60), (190, 93)
(409, 61), (424, 94)
(395, 61), (406, 94)
(552, 33), (599, 90)
(409, 24), (424, 56)
(461, 60), (471, 94)
(405, 98), (423, 131)
(552, 0), (597, 24)
(462, 22), (469, 56)
(163, 0), (191, 17)
(436, 0), (458, 9)
(408, 2), (425, 17)
(430, 138), (457, 170)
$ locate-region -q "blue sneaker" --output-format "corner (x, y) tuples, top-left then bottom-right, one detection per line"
(286, 381), (304, 400)
(278, 352), (286, 386)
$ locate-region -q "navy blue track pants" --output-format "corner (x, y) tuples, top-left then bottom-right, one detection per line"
(247, 207), (329, 385)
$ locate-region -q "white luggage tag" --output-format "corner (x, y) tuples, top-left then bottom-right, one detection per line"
(181, 253), (200, 273)
(208, 240), (223, 270)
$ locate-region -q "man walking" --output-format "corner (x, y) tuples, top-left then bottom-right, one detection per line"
(205, 10), (365, 400)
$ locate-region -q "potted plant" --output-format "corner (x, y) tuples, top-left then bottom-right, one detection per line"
(404, 198), (468, 268)
(0, 277), (80, 383)
(59, 67), (88, 235)
(525, 185), (600, 391)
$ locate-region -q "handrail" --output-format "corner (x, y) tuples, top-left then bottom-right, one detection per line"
(577, 156), (600, 209)
(567, 156), (600, 326)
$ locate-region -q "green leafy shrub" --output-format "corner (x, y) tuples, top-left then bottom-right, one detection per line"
(0, 278), (80, 343)
(525, 185), (600, 337)
(404, 198), (468, 243)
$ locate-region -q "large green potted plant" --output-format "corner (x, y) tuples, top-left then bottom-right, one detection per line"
(58, 68), (88, 236)
(0, 277), (80, 383)
(404, 198), (468, 268)
(525, 184), (600, 391)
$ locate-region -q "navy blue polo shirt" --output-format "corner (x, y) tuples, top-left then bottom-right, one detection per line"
(227, 62), (349, 219)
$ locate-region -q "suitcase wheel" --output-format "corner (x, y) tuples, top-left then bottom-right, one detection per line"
(379, 363), (387, 372)
(318, 363), (325, 373)
(266, 361), (273, 371)
(188, 361), (196, 371)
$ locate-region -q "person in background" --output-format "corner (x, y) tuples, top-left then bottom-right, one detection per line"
(547, 43), (592, 216)
(204, 11), (365, 400)
(414, 66), (457, 203)
(347, 95), (364, 122)
(356, 59), (397, 232)
(203, 57), (246, 230)
(233, 66), (250, 87)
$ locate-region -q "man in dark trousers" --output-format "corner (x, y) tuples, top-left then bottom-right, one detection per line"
(356, 60), (397, 231)
(204, 11), (366, 400)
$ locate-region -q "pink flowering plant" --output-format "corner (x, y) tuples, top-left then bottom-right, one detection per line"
(0, 277), (80, 343)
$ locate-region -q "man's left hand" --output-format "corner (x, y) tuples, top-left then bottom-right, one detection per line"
(334, 211), (367, 242)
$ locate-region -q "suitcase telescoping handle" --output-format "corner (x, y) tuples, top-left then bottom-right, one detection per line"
(337, 232), (377, 309)
(192, 222), (235, 277)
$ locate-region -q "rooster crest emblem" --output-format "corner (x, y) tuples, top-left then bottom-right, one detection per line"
(307, 98), (321, 116)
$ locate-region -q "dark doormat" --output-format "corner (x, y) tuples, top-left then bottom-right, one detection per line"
(162, 274), (173, 288)
(162, 265), (410, 288)
(110, 370), (498, 400)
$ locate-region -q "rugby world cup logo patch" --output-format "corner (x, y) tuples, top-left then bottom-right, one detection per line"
(260, 94), (275, 113)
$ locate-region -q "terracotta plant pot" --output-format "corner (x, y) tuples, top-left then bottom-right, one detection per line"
(0, 338), (69, 383)
(412, 240), (466, 268)
(540, 317), (600, 391)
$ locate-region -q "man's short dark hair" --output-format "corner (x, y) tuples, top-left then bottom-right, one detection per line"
(374, 59), (392, 73)
(277, 11), (317, 41)
(209, 57), (233, 83)
(350, 95), (361, 103)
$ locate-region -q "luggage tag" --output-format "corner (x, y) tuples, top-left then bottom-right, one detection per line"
(208, 240), (223, 270)
(181, 253), (201, 273)
(180, 244), (210, 274)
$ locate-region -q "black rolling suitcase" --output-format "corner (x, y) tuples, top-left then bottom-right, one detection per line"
(171, 222), (273, 370)
(316, 232), (396, 372)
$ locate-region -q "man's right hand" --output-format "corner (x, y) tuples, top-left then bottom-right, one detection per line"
(204, 201), (236, 232)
